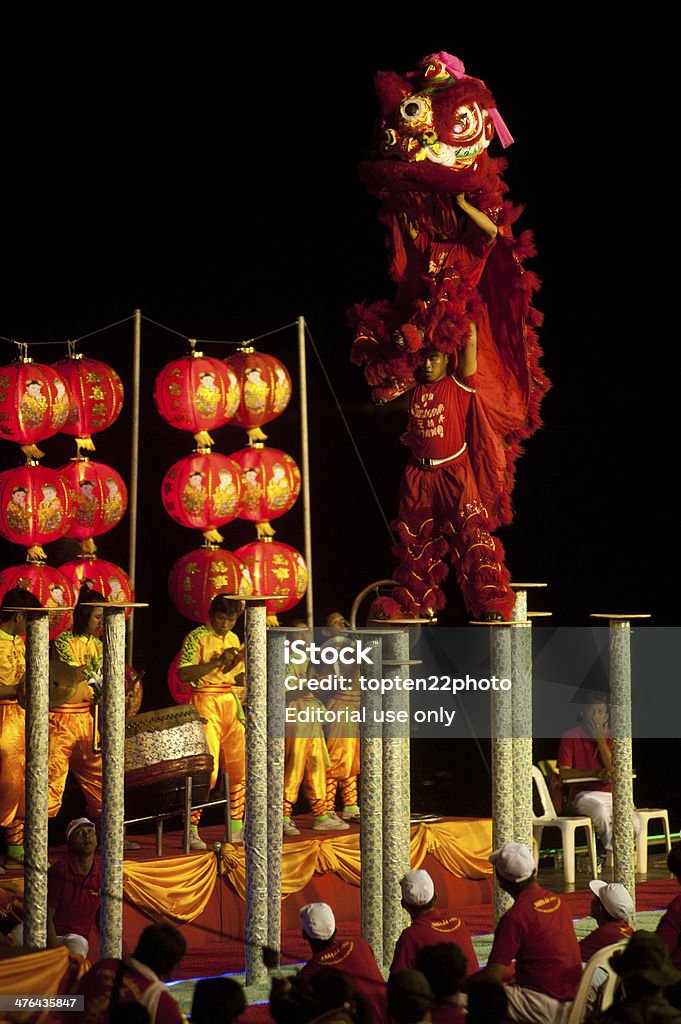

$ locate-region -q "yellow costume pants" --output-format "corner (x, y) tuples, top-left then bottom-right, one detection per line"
(325, 696), (360, 812)
(191, 690), (245, 824)
(283, 700), (329, 818)
(0, 700), (25, 845)
(48, 703), (103, 819)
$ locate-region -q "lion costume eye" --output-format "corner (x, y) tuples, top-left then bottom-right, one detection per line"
(399, 95), (431, 125)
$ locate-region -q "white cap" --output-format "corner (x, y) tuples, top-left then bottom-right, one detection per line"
(66, 817), (96, 841)
(300, 902), (336, 940)
(589, 880), (634, 920)
(400, 869), (435, 907)
(489, 842), (535, 883)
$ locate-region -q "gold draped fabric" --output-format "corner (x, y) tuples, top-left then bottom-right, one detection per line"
(0, 947), (87, 1024)
(0, 821), (493, 930)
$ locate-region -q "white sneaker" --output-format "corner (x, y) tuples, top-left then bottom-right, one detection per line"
(189, 834), (208, 851)
(283, 819), (300, 836)
(312, 815), (350, 832)
(340, 808), (360, 821)
(229, 829), (244, 844)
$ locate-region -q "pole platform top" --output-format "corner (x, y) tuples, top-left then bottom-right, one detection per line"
(365, 618), (435, 625)
(382, 660), (423, 667)
(80, 601), (149, 609)
(510, 582), (548, 589)
(527, 611), (553, 618)
(3, 605), (75, 613)
(590, 613), (651, 620)
(219, 594), (279, 601)
(470, 618), (529, 626)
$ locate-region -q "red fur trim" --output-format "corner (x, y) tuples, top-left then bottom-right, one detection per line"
(400, 323), (423, 352)
(368, 596), (406, 621)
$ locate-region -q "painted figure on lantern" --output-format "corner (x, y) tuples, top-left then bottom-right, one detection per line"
(6, 487), (30, 534)
(103, 477), (123, 526)
(242, 467), (263, 511)
(244, 366), (268, 414)
(212, 468), (239, 517)
(20, 379), (47, 428)
(182, 471), (207, 516)
(107, 576), (125, 603)
(38, 483), (63, 533)
(52, 378), (69, 427)
(195, 371), (220, 417)
(77, 480), (97, 528)
(47, 583), (67, 609)
(273, 366), (291, 414)
(349, 51), (548, 620)
(266, 463), (292, 510)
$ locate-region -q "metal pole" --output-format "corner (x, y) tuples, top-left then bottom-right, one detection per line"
(244, 598), (269, 986)
(359, 636), (383, 966)
(490, 624), (514, 920)
(511, 614), (533, 851)
(380, 627), (412, 970)
(609, 619), (636, 907)
(297, 315), (314, 624)
(266, 627), (287, 965)
(100, 606), (127, 958)
(126, 307), (142, 663)
(24, 611), (50, 948)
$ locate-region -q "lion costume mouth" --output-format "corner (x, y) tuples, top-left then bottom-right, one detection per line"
(380, 99), (491, 171)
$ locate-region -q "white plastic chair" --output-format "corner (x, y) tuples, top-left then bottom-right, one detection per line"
(565, 939), (627, 1023)
(532, 766), (598, 885)
(635, 807), (672, 874)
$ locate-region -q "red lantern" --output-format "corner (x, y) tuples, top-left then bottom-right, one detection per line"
(154, 353), (240, 447)
(0, 562), (76, 638)
(167, 652), (192, 706)
(162, 451), (243, 542)
(168, 546), (253, 623)
(52, 354), (124, 452)
(0, 360), (71, 455)
(59, 556), (134, 614)
(233, 539), (307, 615)
(57, 459), (128, 543)
(0, 464), (75, 559)
(224, 349), (292, 440)
(230, 445), (300, 535)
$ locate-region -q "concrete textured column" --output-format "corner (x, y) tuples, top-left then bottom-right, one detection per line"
(609, 620), (636, 906)
(511, 621), (533, 850)
(99, 606), (127, 958)
(380, 628), (412, 970)
(244, 598), (269, 986)
(24, 611), (50, 948)
(266, 627), (287, 964)
(490, 624), (514, 920)
(359, 635), (383, 966)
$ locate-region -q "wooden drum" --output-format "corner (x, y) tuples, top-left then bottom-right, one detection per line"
(124, 705), (213, 818)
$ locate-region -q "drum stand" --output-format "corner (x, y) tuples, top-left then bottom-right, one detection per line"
(123, 771), (230, 856)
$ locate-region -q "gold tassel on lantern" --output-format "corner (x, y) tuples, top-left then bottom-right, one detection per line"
(20, 443), (45, 460)
(266, 614), (280, 627)
(193, 431), (215, 448)
(79, 538), (98, 556)
(202, 527), (224, 544)
(247, 427), (268, 444)
(256, 521), (276, 539)
(76, 436), (96, 454)
(27, 545), (48, 563)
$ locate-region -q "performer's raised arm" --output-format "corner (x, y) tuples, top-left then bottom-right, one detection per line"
(455, 193), (498, 244)
(457, 322), (477, 379)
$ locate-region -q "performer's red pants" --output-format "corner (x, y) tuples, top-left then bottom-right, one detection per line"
(393, 454), (514, 620)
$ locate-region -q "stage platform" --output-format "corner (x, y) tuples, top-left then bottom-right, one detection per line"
(1, 816), (493, 962)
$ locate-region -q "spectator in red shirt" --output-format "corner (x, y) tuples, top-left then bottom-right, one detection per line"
(415, 943), (467, 1022)
(296, 902), (389, 1024)
(78, 923), (187, 1024)
(557, 692), (640, 855)
(471, 841), (582, 1024)
(387, 970), (434, 1024)
(581, 880), (635, 963)
(390, 868), (478, 976)
(9, 816), (100, 957)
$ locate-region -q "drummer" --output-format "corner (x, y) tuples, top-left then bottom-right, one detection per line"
(177, 595), (246, 849)
(48, 589), (106, 827)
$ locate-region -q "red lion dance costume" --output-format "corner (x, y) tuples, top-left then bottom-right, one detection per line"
(349, 52), (549, 621)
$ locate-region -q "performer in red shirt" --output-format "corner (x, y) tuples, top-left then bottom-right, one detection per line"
(580, 880), (634, 963)
(390, 868), (478, 976)
(471, 842), (582, 1024)
(558, 692), (640, 854)
(389, 330), (514, 621)
(78, 922), (187, 1023)
(296, 902), (389, 1024)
